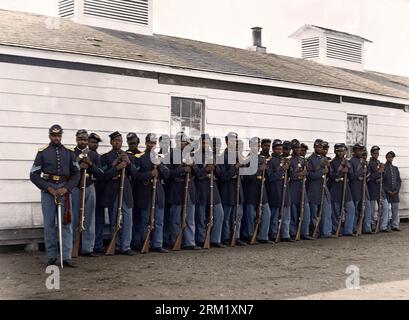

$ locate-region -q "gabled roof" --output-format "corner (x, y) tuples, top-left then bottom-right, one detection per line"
(290, 24), (373, 43)
(0, 9), (407, 100)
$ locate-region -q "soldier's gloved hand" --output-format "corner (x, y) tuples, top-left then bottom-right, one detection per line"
(151, 168), (159, 177)
(184, 166), (192, 174)
(342, 166), (349, 173)
(47, 187), (57, 197)
(80, 162), (89, 170)
(116, 161), (127, 170)
(57, 188), (68, 196)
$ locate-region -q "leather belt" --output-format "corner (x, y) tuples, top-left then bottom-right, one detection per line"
(42, 174), (69, 182)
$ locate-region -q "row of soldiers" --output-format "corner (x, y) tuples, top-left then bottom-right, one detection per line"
(30, 125), (402, 268)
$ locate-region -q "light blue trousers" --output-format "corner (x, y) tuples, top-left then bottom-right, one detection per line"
(41, 186), (72, 260)
(269, 206), (291, 240)
(195, 204), (224, 245)
(243, 203), (271, 241)
(222, 205), (243, 243)
(71, 184), (96, 253)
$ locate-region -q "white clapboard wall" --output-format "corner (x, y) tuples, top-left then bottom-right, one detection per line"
(0, 61), (408, 230)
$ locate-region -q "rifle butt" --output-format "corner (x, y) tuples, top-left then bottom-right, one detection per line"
(141, 229), (152, 254)
(172, 231), (183, 251)
(274, 227), (281, 243)
(203, 231), (211, 249)
(229, 228), (237, 247)
(250, 224), (259, 245)
(71, 232), (81, 258)
(312, 221), (320, 239)
(105, 231), (118, 255)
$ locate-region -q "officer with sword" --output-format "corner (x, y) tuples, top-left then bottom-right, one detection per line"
(30, 125), (80, 268)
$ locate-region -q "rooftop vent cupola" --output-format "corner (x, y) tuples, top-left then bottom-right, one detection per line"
(248, 27), (266, 53)
(289, 24), (372, 71)
(58, 0), (152, 35)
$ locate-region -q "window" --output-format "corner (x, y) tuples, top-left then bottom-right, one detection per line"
(170, 97), (204, 139)
(346, 114), (367, 156)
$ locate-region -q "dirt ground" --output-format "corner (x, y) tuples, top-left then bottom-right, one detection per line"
(1, 224), (409, 300)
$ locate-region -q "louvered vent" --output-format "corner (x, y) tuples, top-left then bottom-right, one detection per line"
(301, 37), (319, 59)
(58, 0), (74, 18)
(326, 36), (362, 64)
(83, 0), (149, 26)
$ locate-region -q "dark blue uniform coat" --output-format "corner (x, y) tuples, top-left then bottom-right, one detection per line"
(133, 151), (169, 209)
(100, 149), (139, 208)
(266, 154), (291, 208)
(30, 143), (80, 192)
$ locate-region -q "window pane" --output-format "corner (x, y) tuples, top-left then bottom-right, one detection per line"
(181, 99), (191, 117)
(171, 98), (181, 118)
(346, 114), (366, 147)
(170, 97), (204, 137)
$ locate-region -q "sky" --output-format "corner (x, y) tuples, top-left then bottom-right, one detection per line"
(0, 0), (408, 77)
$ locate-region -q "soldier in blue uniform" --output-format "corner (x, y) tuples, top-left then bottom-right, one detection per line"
(306, 139), (332, 238)
(88, 133), (107, 254)
(349, 144), (372, 234)
(289, 139), (312, 240)
(242, 138), (271, 243)
(100, 131), (139, 255)
(165, 132), (201, 250)
(193, 134), (226, 248)
(329, 143), (355, 236)
(219, 132), (247, 246)
(383, 151), (402, 231)
(133, 133), (169, 253)
(158, 134), (172, 248)
(30, 124), (80, 267)
(126, 132), (144, 250)
(71, 129), (104, 257)
(367, 146), (389, 232)
(266, 139), (292, 241)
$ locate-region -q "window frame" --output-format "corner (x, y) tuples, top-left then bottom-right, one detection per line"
(346, 113), (367, 157)
(170, 96), (206, 139)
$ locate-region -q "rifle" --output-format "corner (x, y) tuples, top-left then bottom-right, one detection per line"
(335, 159), (349, 237)
(375, 161), (384, 233)
(203, 138), (217, 249)
(275, 157), (290, 243)
(295, 158), (307, 241)
(55, 195), (64, 269)
(230, 162), (241, 247)
(312, 161), (328, 239)
(250, 156), (266, 245)
(355, 159), (368, 236)
(173, 170), (190, 251)
(141, 165), (158, 254)
(72, 167), (87, 258)
(106, 167), (126, 255)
